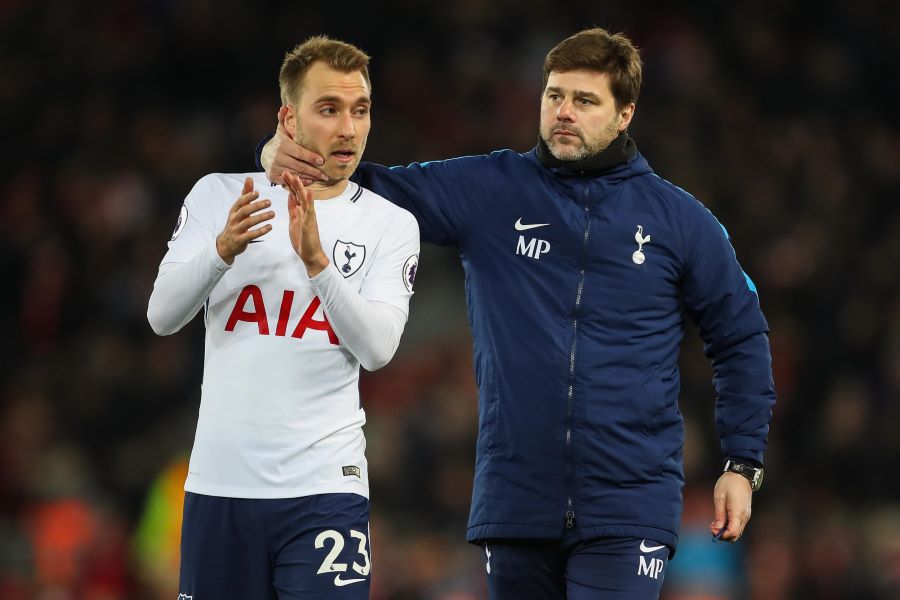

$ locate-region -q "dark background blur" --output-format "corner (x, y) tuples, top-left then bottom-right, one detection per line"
(2, 0), (900, 598)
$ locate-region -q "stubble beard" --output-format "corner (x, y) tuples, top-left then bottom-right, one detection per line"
(295, 130), (366, 186)
(542, 117), (622, 162)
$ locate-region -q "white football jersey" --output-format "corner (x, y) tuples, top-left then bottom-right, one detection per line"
(161, 173), (419, 499)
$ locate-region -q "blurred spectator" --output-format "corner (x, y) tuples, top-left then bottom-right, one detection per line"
(133, 456), (188, 598)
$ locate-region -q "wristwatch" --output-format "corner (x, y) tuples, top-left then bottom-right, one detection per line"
(723, 459), (764, 492)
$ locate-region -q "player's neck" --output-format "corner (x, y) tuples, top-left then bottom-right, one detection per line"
(307, 178), (349, 200)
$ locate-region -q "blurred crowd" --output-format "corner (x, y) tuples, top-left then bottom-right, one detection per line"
(2, 0), (899, 598)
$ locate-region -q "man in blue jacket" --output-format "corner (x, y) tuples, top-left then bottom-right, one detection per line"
(260, 27), (775, 600)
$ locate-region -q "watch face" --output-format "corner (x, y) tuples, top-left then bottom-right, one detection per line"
(751, 469), (764, 491)
(726, 460), (763, 491)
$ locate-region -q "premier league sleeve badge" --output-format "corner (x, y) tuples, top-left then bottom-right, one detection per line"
(403, 254), (418, 292)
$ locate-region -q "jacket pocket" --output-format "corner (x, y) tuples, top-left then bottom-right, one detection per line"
(475, 353), (502, 455)
(640, 365), (670, 475)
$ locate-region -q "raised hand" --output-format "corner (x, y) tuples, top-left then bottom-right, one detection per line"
(215, 177), (275, 265)
(284, 170), (329, 277)
(260, 107), (328, 185)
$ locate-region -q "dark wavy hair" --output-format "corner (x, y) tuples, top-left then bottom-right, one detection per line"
(543, 28), (642, 109)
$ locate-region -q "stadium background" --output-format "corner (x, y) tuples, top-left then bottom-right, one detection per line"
(2, 0), (899, 598)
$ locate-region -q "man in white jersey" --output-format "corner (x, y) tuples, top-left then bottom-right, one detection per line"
(147, 36), (419, 599)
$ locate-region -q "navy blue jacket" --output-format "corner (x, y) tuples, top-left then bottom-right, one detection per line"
(353, 144), (775, 551)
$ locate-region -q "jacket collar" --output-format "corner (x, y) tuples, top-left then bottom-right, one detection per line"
(535, 132), (637, 176)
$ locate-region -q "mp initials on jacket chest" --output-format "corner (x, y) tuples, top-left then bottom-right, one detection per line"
(514, 218), (551, 260)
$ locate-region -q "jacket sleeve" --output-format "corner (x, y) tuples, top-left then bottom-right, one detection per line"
(680, 203), (776, 465)
(253, 135), (476, 245)
(353, 157), (484, 247)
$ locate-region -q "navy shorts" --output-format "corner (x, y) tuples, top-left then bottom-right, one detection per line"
(480, 536), (669, 600)
(178, 492), (371, 600)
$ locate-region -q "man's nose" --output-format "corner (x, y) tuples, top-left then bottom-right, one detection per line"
(556, 99), (574, 122)
(338, 112), (356, 138)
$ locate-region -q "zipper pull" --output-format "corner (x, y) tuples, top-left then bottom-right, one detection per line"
(565, 510), (576, 529)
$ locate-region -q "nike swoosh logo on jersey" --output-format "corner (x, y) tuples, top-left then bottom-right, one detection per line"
(248, 239), (264, 243)
(514, 218), (550, 231)
(639, 540), (666, 553)
(334, 574), (366, 586)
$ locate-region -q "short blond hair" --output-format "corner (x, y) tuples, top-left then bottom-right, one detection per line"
(279, 35), (371, 106)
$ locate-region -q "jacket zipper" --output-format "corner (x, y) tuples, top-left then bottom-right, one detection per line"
(565, 199), (591, 529)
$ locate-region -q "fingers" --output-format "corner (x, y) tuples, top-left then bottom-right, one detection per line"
(272, 115), (326, 177)
(710, 489), (727, 537)
(217, 185), (275, 263)
(286, 142), (325, 169)
(276, 152), (324, 182)
(229, 177), (257, 221)
(232, 217), (273, 242)
(242, 209), (276, 230)
(286, 191), (302, 257)
(266, 108), (326, 184)
(284, 173), (317, 223)
(245, 222), (272, 241)
(285, 174), (302, 228)
(283, 171), (305, 203)
(710, 473), (753, 542)
(230, 195), (275, 237)
(234, 196), (270, 216)
(725, 502), (751, 541)
(716, 510), (748, 542)
(722, 507), (741, 541)
(302, 178), (314, 205)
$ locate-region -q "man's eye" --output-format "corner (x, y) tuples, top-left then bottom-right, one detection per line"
(321, 107), (336, 115)
(577, 98), (593, 106)
(354, 107), (369, 117)
(548, 94), (560, 102)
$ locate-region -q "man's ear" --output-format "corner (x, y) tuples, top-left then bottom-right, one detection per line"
(283, 105), (297, 140)
(618, 102), (636, 132)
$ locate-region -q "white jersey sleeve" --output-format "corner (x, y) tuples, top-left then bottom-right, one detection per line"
(359, 214), (420, 315)
(162, 175), (226, 264)
(309, 207), (418, 371)
(309, 262), (409, 372)
(147, 176), (232, 335)
(147, 245), (230, 335)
